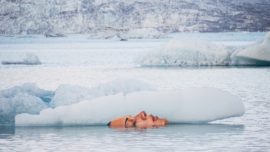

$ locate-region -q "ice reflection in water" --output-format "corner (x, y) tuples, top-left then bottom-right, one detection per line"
(0, 124), (248, 152)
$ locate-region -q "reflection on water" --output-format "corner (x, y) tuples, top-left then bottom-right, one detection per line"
(110, 124), (244, 135)
(0, 124), (248, 152)
(0, 124), (244, 136)
(0, 126), (15, 135)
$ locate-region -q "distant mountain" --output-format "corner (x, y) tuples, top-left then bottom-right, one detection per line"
(0, 0), (270, 36)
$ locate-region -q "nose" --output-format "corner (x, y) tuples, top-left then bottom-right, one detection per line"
(137, 111), (147, 120)
(141, 111), (147, 117)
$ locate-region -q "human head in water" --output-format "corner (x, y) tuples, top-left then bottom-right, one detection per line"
(107, 111), (168, 129)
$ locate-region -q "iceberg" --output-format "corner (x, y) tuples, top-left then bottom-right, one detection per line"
(0, 83), (54, 104)
(0, 79), (154, 125)
(139, 39), (230, 66)
(231, 32), (270, 66)
(139, 32), (270, 67)
(1, 53), (41, 65)
(16, 88), (245, 126)
(0, 84), (53, 114)
(51, 79), (155, 107)
(0, 83), (53, 125)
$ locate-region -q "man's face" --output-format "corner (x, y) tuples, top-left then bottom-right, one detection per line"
(108, 111), (167, 128)
(134, 111), (167, 129)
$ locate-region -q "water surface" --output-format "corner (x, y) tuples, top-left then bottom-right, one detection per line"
(0, 33), (269, 151)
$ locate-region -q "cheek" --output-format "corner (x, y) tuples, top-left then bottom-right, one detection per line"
(135, 117), (144, 122)
(135, 119), (155, 128)
(135, 120), (146, 126)
(126, 121), (134, 127)
(147, 117), (154, 123)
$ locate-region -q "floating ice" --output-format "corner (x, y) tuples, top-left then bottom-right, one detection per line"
(0, 79), (154, 125)
(51, 79), (155, 107)
(139, 32), (270, 66)
(140, 39), (230, 66)
(16, 88), (245, 126)
(232, 32), (270, 66)
(9, 93), (48, 114)
(0, 83), (53, 114)
(0, 83), (53, 125)
(51, 85), (93, 108)
(1, 53), (41, 65)
(122, 28), (164, 39)
(0, 83), (54, 104)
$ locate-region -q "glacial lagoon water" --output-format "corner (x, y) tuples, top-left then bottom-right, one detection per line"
(0, 67), (269, 151)
(0, 33), (270, 151)
(0, 124), (246, 151)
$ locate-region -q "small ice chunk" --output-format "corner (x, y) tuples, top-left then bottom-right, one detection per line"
(1, 53), (41, 65)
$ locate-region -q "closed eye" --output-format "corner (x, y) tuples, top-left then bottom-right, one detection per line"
(124, 117), (128, 128)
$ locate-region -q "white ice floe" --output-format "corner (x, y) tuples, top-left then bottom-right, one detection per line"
(16, 88), (245, 126)
(139, 39), (230, 66)
(51, 79), (154, 107)
(231, 32), (270, 66)
(0, 79), (154, 124)
(1, 53), (41, 65)
(0, 83), (53, 124)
